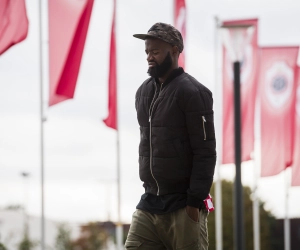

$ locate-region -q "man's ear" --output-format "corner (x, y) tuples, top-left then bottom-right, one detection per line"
(172, 46), (179, 56)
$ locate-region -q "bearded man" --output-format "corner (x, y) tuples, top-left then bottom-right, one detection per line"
(125, 22), (216, 250)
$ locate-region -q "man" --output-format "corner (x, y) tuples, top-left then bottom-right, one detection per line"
(125, 22), (216, 250)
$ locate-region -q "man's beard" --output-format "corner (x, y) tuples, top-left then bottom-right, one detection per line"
(147, 52), (173, 78)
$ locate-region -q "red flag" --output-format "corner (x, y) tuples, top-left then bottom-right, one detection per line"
(49, 0), (94, 106)
(292, 65), (300, 186)
(103, 0), (117, 130)
(222, 19), (258, 164)
(0, 0), (28, 55)
(0, 1), (9, 37)
(174, 0), (186, 69)
(260, 47), (298, 177)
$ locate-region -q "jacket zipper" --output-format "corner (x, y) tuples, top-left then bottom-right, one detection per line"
(202, 116), (207, 140)
(149, 83), (163, 196)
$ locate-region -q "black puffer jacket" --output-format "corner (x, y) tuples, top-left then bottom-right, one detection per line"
(135, 68), (216, 208)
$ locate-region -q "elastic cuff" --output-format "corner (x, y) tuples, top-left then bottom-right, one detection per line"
(186, 195), (202, 208)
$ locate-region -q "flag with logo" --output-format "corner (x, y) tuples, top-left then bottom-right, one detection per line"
(174, 0), (186, 69)
(222, 19), (258, 164)
(103, 0), (117, 130)
(0, 0), (28, 55)
(292, 64), (300, 186)
(49, 0), (94, 106)
(260, 46), (298, 177)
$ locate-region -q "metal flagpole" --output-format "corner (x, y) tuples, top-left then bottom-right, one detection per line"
(253, 176), (260, 250)
(114, 1), (123, 249)
(284, 169), (291, 250)
(253, 81), (261, 250)
(233, 61), (245, 250)
(38, 0), (45, 249)
(214, 16), (223, 250)
(116, 129), (123, 250)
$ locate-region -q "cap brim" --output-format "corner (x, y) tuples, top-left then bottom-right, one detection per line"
(133, 34), (158, 40)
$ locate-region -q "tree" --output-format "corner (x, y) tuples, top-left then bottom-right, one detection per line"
(208, 180), (278, 250)
(0, 242), (7, 250)
(18, 235), (37, 250)
(71, 222), (108, 250)
(55, 224), (73, 250)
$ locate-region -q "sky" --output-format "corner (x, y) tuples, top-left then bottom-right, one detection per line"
(0, 0), (300, 227)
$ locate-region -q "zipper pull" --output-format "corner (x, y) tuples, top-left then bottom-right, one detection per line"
(202, 116), (207, 141)
(149, 116), (151, 122)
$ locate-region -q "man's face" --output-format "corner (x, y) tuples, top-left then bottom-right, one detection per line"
(145, 38), (173, 78)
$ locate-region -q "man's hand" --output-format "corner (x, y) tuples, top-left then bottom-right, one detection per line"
(186, 205), (199, 222)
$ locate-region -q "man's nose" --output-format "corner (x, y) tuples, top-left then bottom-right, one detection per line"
(147, 53), (153, 62)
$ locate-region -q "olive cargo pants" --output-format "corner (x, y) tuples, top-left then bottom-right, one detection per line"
(125, 208), (209, 250)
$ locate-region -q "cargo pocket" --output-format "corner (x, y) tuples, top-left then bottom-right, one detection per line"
(199, 209), (209, 249)
(200, 111), (215, 141)
(125, 240), (142, 249)
(177, 241), (199, 250)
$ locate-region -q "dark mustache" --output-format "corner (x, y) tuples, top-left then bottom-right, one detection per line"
(148, 61), (158, 65)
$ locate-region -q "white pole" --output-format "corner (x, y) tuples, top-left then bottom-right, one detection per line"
(284, 169), (291, 250)
(252, 134), (260, 250)
(214, 16), (223, 250)
(38, 0), (45, 249)
(115, 1), (123, 248)
(253, 58), (261, 250)
(252, 185), (260, 250)
(21, 172), (30, 237)
(116, 129), (123, 250)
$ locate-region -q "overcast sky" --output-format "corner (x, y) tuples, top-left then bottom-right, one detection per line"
(0, 0), (300, 226)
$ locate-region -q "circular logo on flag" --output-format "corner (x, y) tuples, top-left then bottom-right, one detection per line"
(225, 44), (253, 85)
(265, 61), (294, 109)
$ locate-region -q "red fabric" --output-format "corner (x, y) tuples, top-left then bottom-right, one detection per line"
(260, 47), (298, 177)
(174, 0), (186, 69)
(0, 0), (28, 55)
(292, 66), (300, 186)
(0, 0), (9, 37)
(222, 19), (258, 164)
(49, 0), (94, 106)
(103, 0), (117, 130)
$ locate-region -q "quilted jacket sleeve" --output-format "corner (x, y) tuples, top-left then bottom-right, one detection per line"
(184, 90), (216, 208)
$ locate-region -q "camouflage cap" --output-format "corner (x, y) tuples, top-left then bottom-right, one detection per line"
(133, 22), (184, 53)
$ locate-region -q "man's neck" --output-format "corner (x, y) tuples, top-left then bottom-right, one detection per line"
(158, 66), (179, 84)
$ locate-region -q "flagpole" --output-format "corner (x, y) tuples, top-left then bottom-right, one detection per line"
(173, 0), (175, 25)
(38, 0), (45, 249)
(253, 79), (261, 250)
(253, 175), (260, 250)
(284, 169), (291, 250)
(114, 0), (123, 249)
(214, 16), (223, 250)
(116, 129), (123, 250)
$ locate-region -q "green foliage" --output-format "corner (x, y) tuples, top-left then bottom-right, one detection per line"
(18, 235), (37, 250)
(55, 224), (73, 250)
(71, 222), (108, 250)
(0, 242), (7, 250)
(208, 180), (277, 250)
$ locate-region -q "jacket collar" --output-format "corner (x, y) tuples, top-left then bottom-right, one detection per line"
(154, 67), (184, 88)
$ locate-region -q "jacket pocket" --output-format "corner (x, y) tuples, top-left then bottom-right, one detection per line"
(200, 112), (215, 141)
(173, 139), (188, 176)
(152, 157), (183, 181)
(202, 116), (207, 140)
(173, 139), (185, 161)
(125, 240), (142, 249)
